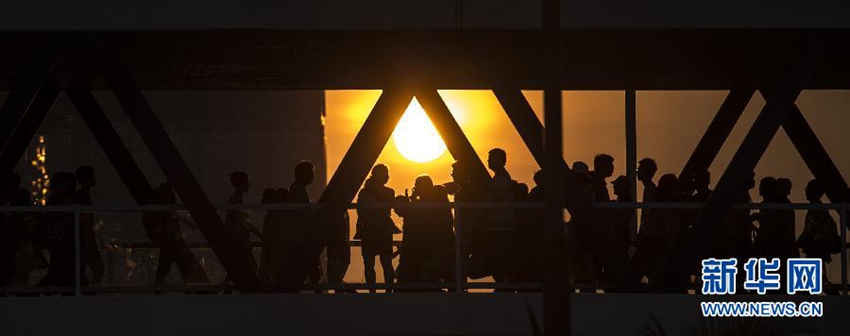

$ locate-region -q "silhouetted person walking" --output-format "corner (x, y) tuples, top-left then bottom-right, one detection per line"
(590, 154), (615, 202)
(611, 176), (634, 255)
(568, 161), (597, 289)
(144, 183), (210, 285)
(279, 161), (321, 291)
(356, 164), (398, 292)
(7, 188), (47, 286)
(259, 188), (286, 284)
(473, 148), (518, 283)
(396, 175), (454, 285)
(75, 166), (104, 285)
(39, 172), (78, 289)
(637, 158), (657, 237)
(753, 177), (777, 258)
(514, 170), (545, 283)
(450, 160), (486, 282)
(772, 178), (798, 261)
(226, 171), (258, 279)
(797, 179), (842, 286)
(633, 174), (683, 290)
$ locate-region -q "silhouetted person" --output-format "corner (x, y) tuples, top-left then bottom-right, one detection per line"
(683, 169), (712, 203)
(325, 210), (350, 292)
(451, 160), (486, 282)
(279, 161), (321, 291)
(144, 183), (210, 285)
(590, 154), (615, 202)
(753, 177), (777, 258)
(356, 164), (397, 292)
(633, 174), (683, 289)
(568, 161), (597, 289)
(395, 175), (454, 285)
(38, 172), (78, 288)
(75, 166), (104, 285)
(721, 172), (756, 263)
(772, 178), (798, 261)
(225, 171), (257, 280)
(797, 179), (841, 286)
(611, 176), (634, 254)
(637, 158), (657, 237)
(7, 188), (47, 286)
(259, 188), (284, 284)
(474, 148), (519, 283)
(681, 169), (712, 239)
(514, 170), (545, 284)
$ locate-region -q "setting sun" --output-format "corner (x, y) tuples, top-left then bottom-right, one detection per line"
(392, 98), (447, 163)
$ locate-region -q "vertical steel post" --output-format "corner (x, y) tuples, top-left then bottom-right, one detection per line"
(625, 90), (637, 199)
(840, 203), (847, 296)
(625, 90), (638, 242)
(74, 208), (82, 296)
(543, 0), (568, 334)
(454, 202), (463, 293)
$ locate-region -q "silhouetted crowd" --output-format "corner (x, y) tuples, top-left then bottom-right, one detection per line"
(0, 149), (845, 293)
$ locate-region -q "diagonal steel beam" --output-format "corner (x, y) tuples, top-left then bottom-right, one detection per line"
(666, 34), (829, 290)
(66, 89), (153, 204)
(492, 88), (545, 166)
(759, 90), (849, 203)
(491, 88), (588, 214)
(0, 37), (64, 150)
(415, 89), (490, 184)
(678, 89), (754, 181)
(86, 38), (262, 289)
(0, 80), (60, 172)
(318, 89), (414, 208)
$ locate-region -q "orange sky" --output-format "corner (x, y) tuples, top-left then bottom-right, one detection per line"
(325, 90), (850, 283)
(325, 90), (850, 204)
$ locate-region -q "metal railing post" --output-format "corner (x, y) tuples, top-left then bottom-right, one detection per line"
(454, 201), (463, 293)
(74, 207), (82, 296)
(840, 202), (847, 296)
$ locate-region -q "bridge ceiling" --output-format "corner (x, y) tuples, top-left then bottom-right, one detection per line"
(1, 30), (850, 90)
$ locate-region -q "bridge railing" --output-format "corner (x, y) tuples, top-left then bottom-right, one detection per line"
(0, 201), (846, 296)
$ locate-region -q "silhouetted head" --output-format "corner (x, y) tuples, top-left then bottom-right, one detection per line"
(276, 188), (288, 203)
(294, 161), (315, 185)
(759, 177), (776, 200)
(593, 154), (615, 178)
(656, 174), (680, 202)
(487, 148), (507, 171)
(50, 172), (76, 196)
(612, 175), (631, 197)
(414, 175), (434, 196)
(775, 178), (792, 199)
(572, 161), (590, 183)
(515, 183), (529, 200)
(533, 170), (544, 187)
(744, 171), (756, 191)
(370, 164), (389, 185)
(692, 169), (711, 191)
(230, 171), (249, 193)
(805, 179), (825, 202)
(637, 158), (657, 183)
(451, 161), (469, 184)
(75, 166), (96, 189)
(261, 188), (276, 203)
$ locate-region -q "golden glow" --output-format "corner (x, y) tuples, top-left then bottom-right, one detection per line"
(392, 98), (447, 163)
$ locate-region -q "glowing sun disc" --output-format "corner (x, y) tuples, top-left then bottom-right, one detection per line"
(392, 99), (447, 163)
